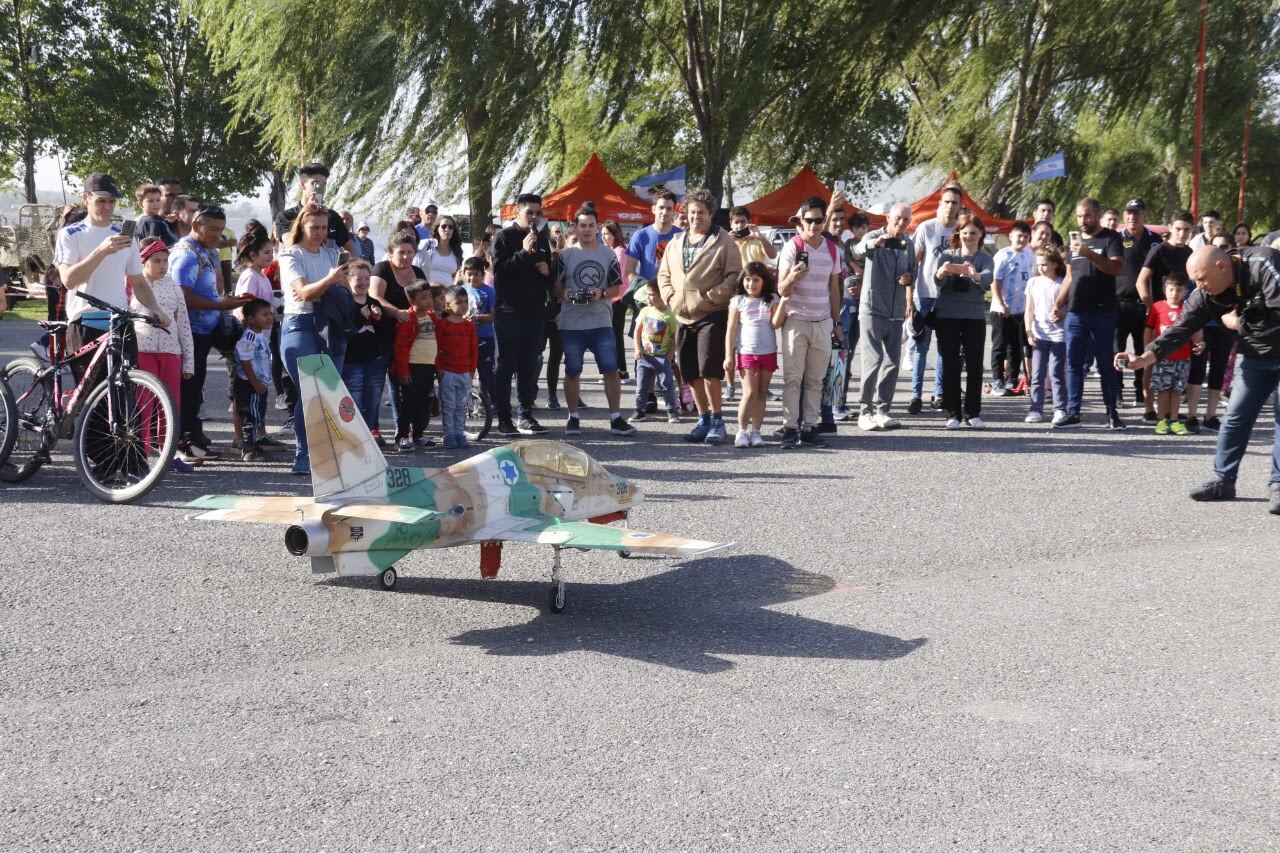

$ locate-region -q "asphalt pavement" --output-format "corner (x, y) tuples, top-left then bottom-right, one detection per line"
(1, 318), (1277, 851)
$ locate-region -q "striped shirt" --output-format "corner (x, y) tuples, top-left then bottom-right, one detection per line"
(777, 237), (837, 322)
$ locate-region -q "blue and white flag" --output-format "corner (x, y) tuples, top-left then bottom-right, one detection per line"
(1026, 151), (1066, 183)
(632, 165), (687, 201)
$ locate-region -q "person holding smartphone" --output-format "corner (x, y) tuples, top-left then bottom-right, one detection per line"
(278, 203), (349, 474)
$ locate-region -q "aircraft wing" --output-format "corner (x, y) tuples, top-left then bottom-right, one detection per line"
(502, 519), (729, 557)
(187, 495), (316, 524)
(187, 496), (434, 526)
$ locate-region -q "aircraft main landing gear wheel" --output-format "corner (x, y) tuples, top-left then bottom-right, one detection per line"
(549, 581), (566, 613)
(377, 567), (398, 590)
(618, 550), (631, 559)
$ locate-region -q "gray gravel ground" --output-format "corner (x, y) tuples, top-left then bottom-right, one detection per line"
(1, 318), (1277, 852)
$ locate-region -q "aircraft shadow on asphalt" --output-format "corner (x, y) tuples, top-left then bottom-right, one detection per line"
(385, 555), (927, 674)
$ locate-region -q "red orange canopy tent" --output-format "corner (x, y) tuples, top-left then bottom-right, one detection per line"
(739, 166), (885, 229)
(908, 174), (1027, 234)
(499, 153), (652, 225)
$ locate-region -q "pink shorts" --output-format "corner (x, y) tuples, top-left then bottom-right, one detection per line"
(736, 352), (778, 372)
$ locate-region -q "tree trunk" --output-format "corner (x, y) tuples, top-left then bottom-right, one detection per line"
(464, 102), (493, 237)
(1163, 169), (1181, 224)
(268, 168), (288, 219)
(22, 134), (36, 203)
(724, 166), (734, 209)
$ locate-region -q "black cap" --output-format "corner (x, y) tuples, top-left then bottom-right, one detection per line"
(194, 204), (226, 221)
(85, 173), (121, 199)
(1124, 198), (1147, 212)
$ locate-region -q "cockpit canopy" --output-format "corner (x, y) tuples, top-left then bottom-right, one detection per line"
(510, 440), (591, 482)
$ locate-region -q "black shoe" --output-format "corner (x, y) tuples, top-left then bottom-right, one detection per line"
(518, 416), (548, 435)
(1269, 484), (1280, 515)
(799, 428), (827, 448)
(1107, 411), (1126, 431)
(257, 435), (287, 449)
(1190, 478), (1236, 501)
(564, 415), (581, 435)
(1203, 416), (1222, 431)
(1053, 413), (1082, 430)
(815, 422), (837, 434)
(546, 397), (562, 411)
(645, 400), (659, 414)
(906, 396), (923, 414)
(632, 409), (647, 421)
(780, 427), (799, 449)
(929, 396), (944, 410)
(1142, 411), (1158, 424)
(1184, 416), (1201, 434)
(610, 416), (637, 436)
(497, 419), (519, 436)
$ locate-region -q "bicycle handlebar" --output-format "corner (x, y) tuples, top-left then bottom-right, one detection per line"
(76, 291), (167, 328)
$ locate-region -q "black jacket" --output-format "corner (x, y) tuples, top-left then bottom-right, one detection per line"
(1149, 247), (1280, 361)
(493, 223), (554, 317)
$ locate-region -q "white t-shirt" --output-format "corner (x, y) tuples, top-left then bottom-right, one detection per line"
(424, 247), (460, 287)
(993, 246), (1035, 315)
(731, 294), (778, 355)
(1026, 275), (1065, 343)
(776, 237), (837, 322)
(277, 242), (340, 315)
(54, 221), (143, 322)
(912, 218), (955, 300)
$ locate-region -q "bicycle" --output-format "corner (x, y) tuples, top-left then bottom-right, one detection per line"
(0, 371), (15, 470)
(1, 292), (178, 502)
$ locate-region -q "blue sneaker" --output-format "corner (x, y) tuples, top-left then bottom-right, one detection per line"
(291, 457), (310, 476)
(442, 434), (459, 449)
(456, 435), (471, 449)
(705, 418), (727, 445)
(683, 416), (711, 443)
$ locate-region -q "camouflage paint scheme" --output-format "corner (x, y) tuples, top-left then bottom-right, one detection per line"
(188, 355), (727, 580)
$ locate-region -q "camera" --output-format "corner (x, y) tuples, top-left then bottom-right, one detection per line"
(569, 290), (593, 305)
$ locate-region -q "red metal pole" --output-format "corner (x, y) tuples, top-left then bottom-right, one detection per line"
(1238, 100), (1251, 223)
(1192, 0), (1208, 219)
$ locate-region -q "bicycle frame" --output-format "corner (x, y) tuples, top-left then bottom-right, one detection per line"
(20, 314), (130, 438)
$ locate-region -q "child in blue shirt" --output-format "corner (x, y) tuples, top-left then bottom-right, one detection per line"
(460, 257), (496, 404)
(234, 299), (274, 462)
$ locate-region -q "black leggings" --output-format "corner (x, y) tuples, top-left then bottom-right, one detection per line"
(1115, 301), (1147, 394)
(612, 299), (631, 377)
(935, 316), (986, 419)
(545, 321), (563, 397)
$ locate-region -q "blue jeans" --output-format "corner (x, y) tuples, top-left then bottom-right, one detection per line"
(1029, 339), (1066, 414)
(281, 314), (322, 467)
(1065, 310), (1117, 414)
(341, 356), (386, 430)
(1212, 355), (1280, 485)
(909, 295), (944, 399)
(636, 353), (677, 412)
(438, 369), (472, 442)
(838, 298), (860, 409)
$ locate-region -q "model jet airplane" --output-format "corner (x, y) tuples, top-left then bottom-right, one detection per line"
(188, 354), (727, 612)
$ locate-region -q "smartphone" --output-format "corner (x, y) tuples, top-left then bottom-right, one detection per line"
(1068, 230), (1081, 245)
(732, 227), (750, 239)
(834, 180), (847, 194)
(120, 220), (136, 239)
(796, 251), (810, 266)
(337, 251), (351, 265)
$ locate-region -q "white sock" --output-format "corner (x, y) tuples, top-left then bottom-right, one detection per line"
(610, 411), (621, 420)
(568, 410), (578, 418)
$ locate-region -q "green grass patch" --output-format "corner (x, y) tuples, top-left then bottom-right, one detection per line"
(2, 297), (48, 321)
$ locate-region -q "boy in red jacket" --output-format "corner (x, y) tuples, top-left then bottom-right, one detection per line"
(391, 282), (441, 450)
(435, 285), (480, 449)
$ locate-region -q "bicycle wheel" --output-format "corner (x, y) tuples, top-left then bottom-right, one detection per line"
(0, 374), (16, 470)
(464, 385), (492, 442)
(0, 357), (53, 483)
(73, 367), (177, 503)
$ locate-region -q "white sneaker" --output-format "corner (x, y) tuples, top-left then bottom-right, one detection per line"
(874, 413), (900, 430)
(967, 416), (986, 429)
(734, 429), (750, 448)
(945, 417), (962, 430)
(857, 413), (879, 431)
(1051, 409), (1067, 425)
(749, 430), (764, 447)
(991, 381), (1008, 397)
(1025, 411), (1044, 424)
(723, 386), (736, 402)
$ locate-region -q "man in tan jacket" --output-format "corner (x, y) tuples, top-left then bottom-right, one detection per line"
(658, 188), (742, 445)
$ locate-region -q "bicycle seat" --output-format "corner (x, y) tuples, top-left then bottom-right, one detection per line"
(38, 320), (69, 331)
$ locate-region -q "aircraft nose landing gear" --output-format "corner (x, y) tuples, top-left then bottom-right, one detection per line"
(548, 546), (567, 613)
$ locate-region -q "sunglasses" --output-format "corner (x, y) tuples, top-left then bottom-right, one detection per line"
(802, 217), (824, 225)
(439, 224), (455, 230)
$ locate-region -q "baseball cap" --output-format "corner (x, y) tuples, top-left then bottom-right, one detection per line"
(357, 222), (370, 232)
(1124, 198), (1147, 212)
(193, 204), (226, 221)
(85, 173), (121, 199)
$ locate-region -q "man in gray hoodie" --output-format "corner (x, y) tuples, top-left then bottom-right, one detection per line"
(851, 203), (916, 430)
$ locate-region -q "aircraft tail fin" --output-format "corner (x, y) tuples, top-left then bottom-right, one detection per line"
(296, 354), (388, 501)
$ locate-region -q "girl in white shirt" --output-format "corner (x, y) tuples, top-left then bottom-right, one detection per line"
(723, 261), (779, 447)
(131, 238), (195, 470)
(1023, 247), (1068, 424)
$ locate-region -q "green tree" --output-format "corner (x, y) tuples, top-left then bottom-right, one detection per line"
(57, 0), (270, 202)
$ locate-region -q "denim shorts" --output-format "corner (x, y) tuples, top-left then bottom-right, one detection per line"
(561, 326), (618, 376)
